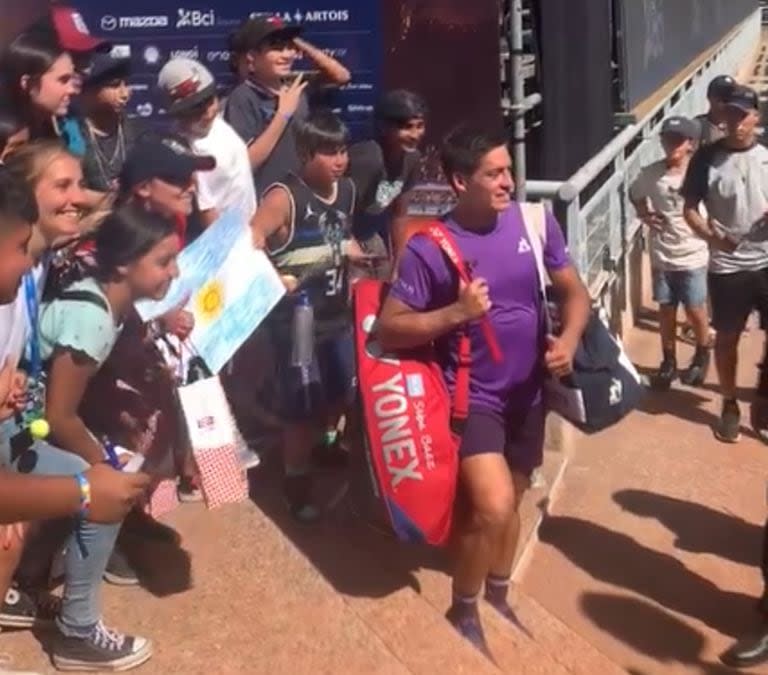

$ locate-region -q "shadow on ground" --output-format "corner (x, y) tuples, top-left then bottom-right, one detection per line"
(248, 447), (450, 600)
(538, 515), (755, 637)
(614, 489), (763, 568)
(581, 592), (739, 675)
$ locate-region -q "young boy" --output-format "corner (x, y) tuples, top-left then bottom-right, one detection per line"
(158, 57), (257, 229)
(225, 14), (350, 196)
(250, 111), (360, 521)
(79, 53), (141, 193)
(630, 115), (710, 390)
(348, 89), (427, 265)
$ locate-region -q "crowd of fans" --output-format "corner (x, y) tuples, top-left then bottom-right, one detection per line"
(1, 2), (767, 673)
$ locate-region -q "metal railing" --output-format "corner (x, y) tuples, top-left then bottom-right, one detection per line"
(527, 9), (762, 298)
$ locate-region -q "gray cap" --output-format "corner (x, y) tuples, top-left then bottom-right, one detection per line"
(660, 116), (700, 141)
(157, 58), (216, 115)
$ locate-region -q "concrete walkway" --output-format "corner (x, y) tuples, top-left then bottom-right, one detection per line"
(521, 295), (768, 674)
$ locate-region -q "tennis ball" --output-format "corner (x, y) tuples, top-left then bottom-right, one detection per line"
(29, 419), (50, 440)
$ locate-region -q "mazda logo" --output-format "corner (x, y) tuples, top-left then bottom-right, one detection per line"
(101, 15), (118, 31)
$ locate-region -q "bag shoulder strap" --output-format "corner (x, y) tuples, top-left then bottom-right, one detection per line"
(58, 289), (110, 314)
(518, 202), (554, 334)
(414, 221), (503, 427)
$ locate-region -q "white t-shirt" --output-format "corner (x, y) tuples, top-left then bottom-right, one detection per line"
(0, 262), (47, 368)
(190, 116), (257, 226)
(630, 160), (709, 271)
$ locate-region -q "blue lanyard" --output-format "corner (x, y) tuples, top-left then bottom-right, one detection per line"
(23, 273), (41, 378)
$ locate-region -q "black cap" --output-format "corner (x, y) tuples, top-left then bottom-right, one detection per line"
(707, 74), (736, 100)
(374, 90), (428, 124)
(230, 14), (302, 53)
(82, 53), (130, 89)
(660, 116), (700, 141)
(121, 135), (215, 189)
(723, 84), (759, 112)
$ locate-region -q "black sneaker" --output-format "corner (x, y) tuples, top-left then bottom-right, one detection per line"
(0, 584), (60, 628)
(311, 438), (349, 469)
(103, 548), (139, 587)
(715, 399), (742, 443)
(680, 350), (710, 387)
(52, 621), (152, 672)
(650, 357), (677, 391)
(283, 473), (320, 523)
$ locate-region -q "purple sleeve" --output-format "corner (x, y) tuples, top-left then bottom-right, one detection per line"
(389, 236), (450, 311)
(543, 210), (571, 272)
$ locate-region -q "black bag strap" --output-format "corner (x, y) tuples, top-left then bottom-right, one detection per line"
(58, 289), (109, 314)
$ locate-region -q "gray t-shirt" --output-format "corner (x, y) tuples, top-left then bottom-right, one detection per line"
(682, 140), (768, 274)
(630, 160), (709, 271)
(223, 80), (309, 198)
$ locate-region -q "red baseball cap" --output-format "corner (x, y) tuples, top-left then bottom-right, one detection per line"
(49, 5), (109, 53)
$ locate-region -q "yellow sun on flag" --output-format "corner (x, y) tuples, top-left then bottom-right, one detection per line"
(196, 279), (225, 324)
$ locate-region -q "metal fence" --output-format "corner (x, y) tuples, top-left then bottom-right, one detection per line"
(527, 8), (762, 298)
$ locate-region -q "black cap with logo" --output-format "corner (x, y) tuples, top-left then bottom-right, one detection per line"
(121, 135), (215, 189)
(723, 84), (760, 112)
(660, 116), (700, 141)
(230, 14), (303, 54)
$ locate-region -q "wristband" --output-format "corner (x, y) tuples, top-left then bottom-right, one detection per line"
(74, 472), (91, 519)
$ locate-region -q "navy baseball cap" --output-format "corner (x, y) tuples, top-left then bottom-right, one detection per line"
(230, 14), (302, 53)
(121, 136), (215, 189)
(723, 84), (759, 112)
(82, 53), (131, 89)
(660, 116), (700, 141)
(707, 74), (736, 99)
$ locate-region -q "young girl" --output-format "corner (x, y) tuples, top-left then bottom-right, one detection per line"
(41, 205), (180, 465)
(2, 141), (152, 672)
(0, 30), (82, 153)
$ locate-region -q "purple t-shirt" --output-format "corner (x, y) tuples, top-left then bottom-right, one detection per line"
(390, 202), (570, 414)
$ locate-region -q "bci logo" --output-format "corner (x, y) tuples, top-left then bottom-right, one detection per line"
(176, 8), (215, 28)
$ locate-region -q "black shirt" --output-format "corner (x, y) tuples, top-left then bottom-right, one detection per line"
(266, 173), (356, 335)
(224, 79), (310, 198)
(347, 140), (421, 240)
(80, 116), (143, 192)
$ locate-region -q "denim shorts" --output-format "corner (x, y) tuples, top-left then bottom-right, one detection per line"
(652, 267), (707, 308)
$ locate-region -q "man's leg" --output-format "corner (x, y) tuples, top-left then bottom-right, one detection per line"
(709, 272), (754, 443)
(680, 268), (711, 386)
(484, 403), (545, 627)
(448, 409), (513, 655)
(651, 270), (678, 390)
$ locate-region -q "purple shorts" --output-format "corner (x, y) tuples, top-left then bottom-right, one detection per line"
(458, 404), (546, 477)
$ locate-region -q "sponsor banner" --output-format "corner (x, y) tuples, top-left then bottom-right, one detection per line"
(74, 1), (381, 139)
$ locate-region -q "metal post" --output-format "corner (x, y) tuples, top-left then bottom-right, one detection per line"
(510, 0), (527, 200)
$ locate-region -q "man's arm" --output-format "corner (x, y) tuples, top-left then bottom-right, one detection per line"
(294, 38), (351, 86)
(683, 198), (716, 240)
(250, 188), (291, 249)
(550, 264), (590, 347)
(226, 80), (306, 171)
(377, 279), (489, 351)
